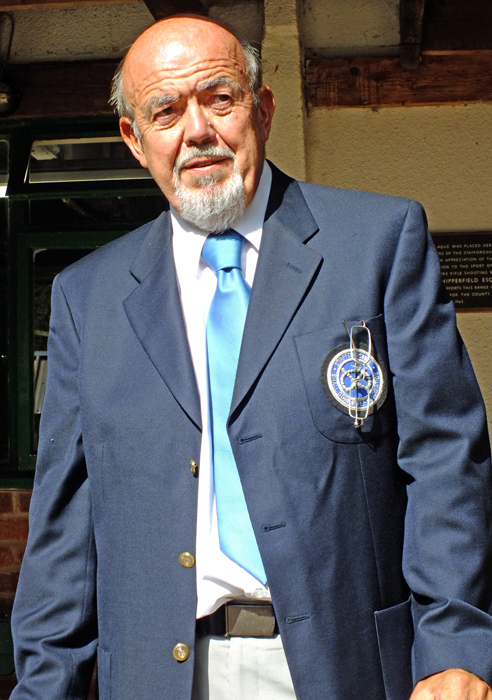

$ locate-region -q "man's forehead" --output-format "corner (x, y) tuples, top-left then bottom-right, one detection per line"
(124, 19), (247, 104)
(127, 60), (247, 116)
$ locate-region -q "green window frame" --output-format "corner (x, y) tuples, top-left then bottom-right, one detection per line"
(1, 117), (161, 487)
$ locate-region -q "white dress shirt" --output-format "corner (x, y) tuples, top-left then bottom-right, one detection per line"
(172, 161), (273, 618)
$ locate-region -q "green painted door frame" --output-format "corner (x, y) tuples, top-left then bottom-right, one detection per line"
(2, 117), (160, 485)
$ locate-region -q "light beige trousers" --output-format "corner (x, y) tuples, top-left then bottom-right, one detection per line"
(191, 634), (297, 700)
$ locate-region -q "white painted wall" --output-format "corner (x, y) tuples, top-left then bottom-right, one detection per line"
(8, 4), (154, 63)
(208, 1), (264, 46)
(306, 103), (492, 233)
(7, 1), (263, 64)
(301, 0), (400, 57)
(262, 0), (307, 180)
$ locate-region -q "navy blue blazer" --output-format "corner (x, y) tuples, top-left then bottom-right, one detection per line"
(11, 166), (492, 700)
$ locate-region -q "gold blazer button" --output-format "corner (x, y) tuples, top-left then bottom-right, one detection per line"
(173, 643), (190, 662)
(178, 552), (195, 568)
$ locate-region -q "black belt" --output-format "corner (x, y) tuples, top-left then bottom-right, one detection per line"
(196, 602), (278, 638)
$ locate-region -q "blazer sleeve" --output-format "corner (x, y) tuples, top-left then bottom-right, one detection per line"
(383, 200), (492, 686)
(11, 275), (97, 700)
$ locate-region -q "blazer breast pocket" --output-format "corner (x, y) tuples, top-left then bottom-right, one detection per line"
(294, 314), (395, 444)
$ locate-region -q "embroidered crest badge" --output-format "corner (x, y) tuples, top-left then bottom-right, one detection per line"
(321, 321), (387, 427)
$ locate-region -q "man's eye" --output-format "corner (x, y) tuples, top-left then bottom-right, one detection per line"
(214, 94), (232, 104)
(156, 106), (174, 118)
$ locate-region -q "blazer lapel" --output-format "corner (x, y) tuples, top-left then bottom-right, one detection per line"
(231, 172), (322, 417)
(123, 213), (201, 430)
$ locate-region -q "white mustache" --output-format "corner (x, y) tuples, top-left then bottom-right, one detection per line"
(174, 146), (235, 174)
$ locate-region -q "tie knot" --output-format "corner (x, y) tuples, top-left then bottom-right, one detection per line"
(202, 231), (244, 274)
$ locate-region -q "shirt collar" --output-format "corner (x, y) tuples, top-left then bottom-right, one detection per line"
(231, 160), (271, 252)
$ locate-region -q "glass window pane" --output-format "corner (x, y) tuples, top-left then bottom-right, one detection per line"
(28, 137), (153, 184)
(0, 198), (7, 465)
(28, 194), (166, 228)
(0, 141), (8, 196)
(33, 248), (96, 446)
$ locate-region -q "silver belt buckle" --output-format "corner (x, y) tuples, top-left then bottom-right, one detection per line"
(225, 604), (277, 638)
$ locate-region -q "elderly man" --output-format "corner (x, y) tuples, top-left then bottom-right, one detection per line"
(11, 15), (492, 700)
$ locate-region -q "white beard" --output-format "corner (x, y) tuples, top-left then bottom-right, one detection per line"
(172, 146), (246, 233)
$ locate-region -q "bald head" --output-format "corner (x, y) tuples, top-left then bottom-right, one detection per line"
(110, 17), (262, 131)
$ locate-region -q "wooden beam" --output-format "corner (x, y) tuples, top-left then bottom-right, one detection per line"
(142, 0), (207, 20)
(400, 0), (426, 69)
(1, 51), (492, 120)
(0, 0), (137, 9)
(306, 51), (492, 108)
(1, 60), (119, 119)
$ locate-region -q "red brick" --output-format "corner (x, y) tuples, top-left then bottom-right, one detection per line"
(0, 572), (19, 594)
(0, 494), (13, 515)
(0, 519), (29, 542)
(0, 548), (14, 569)
(13, 546), (25, 565)
(18, 492), (32, 514)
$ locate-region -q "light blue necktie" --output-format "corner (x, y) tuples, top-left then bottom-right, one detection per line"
(202, 231), (267, 584)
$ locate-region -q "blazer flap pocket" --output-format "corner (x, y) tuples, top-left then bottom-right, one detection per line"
(294, 315), (393, 443)
(374, 598), (413, 700)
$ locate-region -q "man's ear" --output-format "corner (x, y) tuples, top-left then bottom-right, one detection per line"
(119, 117), (148, 169)
(255, 86), (276, 144)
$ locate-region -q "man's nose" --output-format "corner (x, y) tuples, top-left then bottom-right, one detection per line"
(183, 101), (216, 146)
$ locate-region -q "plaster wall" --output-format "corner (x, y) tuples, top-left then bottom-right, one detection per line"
(6, 1), (264, 64)
(457, 314), (492, 425)
(306, 103), (492, 232)
(208, 1), (264, 47)
(262, 0), (307, 180)
(301, 0), (400, 57)
(8, 4), (154, 63)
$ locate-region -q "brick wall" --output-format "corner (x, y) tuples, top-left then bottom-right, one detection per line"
(0, 489), (96, 699)
(0, 489), (30, 698)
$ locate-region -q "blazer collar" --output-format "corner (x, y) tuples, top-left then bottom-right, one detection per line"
(231, 165), (322, 418)
(124, 212), (202, 430)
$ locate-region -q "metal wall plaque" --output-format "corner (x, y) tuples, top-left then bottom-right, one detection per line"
(431, 232), (492, 310)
